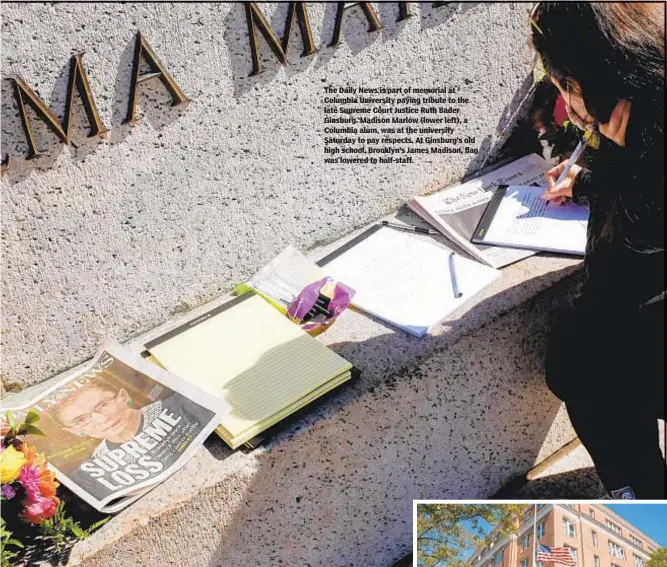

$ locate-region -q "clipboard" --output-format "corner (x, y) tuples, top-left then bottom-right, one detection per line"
(315, 223), (501, 337)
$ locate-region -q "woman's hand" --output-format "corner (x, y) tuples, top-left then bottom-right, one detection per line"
(543, 161), (582, 205)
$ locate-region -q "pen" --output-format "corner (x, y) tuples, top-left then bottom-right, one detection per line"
(380, 220), (437, 235)
(555, 137), (588, 186)
(449, 252), (462, 298)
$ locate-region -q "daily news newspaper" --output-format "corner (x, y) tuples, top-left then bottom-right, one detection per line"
(1, 340), (229, 513)
(409, 153), (552, 268)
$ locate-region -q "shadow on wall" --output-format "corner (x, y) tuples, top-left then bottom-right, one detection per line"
(462, 71), (543, 180)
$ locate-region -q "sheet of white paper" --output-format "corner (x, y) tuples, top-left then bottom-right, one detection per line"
(322, 227), (501, 336)
(482, 186), (589, 255)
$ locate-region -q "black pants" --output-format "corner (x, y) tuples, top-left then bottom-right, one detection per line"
(546, 297), (666, 498)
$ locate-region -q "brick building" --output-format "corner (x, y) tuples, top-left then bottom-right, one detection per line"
(468, 505), (660, 567)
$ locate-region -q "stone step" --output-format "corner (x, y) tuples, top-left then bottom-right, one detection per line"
(4, 222), (586, 567)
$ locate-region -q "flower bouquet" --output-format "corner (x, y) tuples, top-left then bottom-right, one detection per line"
(1, 411), (107, 567)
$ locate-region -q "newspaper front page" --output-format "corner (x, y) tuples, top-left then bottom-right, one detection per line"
(1, 341), (229, 513)
(410, 154), (552, 268)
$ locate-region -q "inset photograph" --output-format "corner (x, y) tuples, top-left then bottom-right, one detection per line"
(414, 502), (666, 567)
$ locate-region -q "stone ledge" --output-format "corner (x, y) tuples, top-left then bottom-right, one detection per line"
(4, 212), (585, 567)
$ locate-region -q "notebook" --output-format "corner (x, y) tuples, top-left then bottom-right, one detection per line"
(472, 185), (589, 255)
(145, 294), (353, 449)
(318, 225), (501, 337)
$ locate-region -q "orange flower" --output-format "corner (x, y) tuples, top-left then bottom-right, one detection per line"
(37, 467), (59, 499)
(21, 442), (39, 464)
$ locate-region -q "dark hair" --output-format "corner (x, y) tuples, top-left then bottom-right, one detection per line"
(530, 2), (665, 130)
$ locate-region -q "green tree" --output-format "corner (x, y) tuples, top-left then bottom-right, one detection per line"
(417, 504), (526, 567)
(647, 549), (667, 567)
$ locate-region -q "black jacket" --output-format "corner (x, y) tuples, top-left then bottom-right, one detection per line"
(572, 110), (665, 311)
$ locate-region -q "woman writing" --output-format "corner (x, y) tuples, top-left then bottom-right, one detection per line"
(530, 2), (665, 498)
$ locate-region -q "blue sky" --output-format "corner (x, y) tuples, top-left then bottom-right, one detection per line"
(461, 518), (495, 560)
(605, 504), (667, 548)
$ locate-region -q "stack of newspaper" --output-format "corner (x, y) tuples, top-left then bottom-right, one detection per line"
(408, 153), (552, 268)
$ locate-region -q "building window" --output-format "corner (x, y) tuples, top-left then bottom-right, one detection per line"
(563, 518), (576, 538)
(522, 559), (529, 567)
(537, 522), (546, 540)
(594, 555), (600, 567)
(494, 551), (503, 567)
(589, 508), (596, 519)
(629, 535), (643, 549)
(538, 562), (545, 567)
(634, 556), (645, 567)
(609, 541), (626, 560)
(521, 534), (530, 551)
(606, 520), (622, 536)
(613, 563), (623, 567)
(565, 545), (578, 565)
(592, 531), (598, 547)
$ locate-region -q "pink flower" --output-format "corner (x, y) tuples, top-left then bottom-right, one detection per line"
(19, 463), (41, 502)
(22, 496), (59, 524)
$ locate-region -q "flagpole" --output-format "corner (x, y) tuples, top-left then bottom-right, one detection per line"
(532, 504), (538, 567)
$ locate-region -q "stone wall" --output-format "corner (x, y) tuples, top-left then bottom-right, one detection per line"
(1, 2), (535, 389)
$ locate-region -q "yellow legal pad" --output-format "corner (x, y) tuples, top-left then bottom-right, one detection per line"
(145, 294), (352, 449)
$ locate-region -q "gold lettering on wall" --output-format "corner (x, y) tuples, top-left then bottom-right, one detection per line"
(245, 2), (318, 77)
(397, 2), (414, 22)
(5, 52), (108, 161)
(65, 53), (110, 142)
(328, 2), (384, 48)
(6, 75), (65, 160)
(124, 31), (190, 125)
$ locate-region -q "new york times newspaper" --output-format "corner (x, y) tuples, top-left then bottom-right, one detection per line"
(409, 153), (551, 268)
(1, 340), (229, 513)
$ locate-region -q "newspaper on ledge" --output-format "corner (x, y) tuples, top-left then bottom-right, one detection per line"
(409, 153), (552, 268)
(1, 340), (230, 513)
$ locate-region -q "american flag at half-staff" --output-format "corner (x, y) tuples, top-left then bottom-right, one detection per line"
(537, 544), (576, 566)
